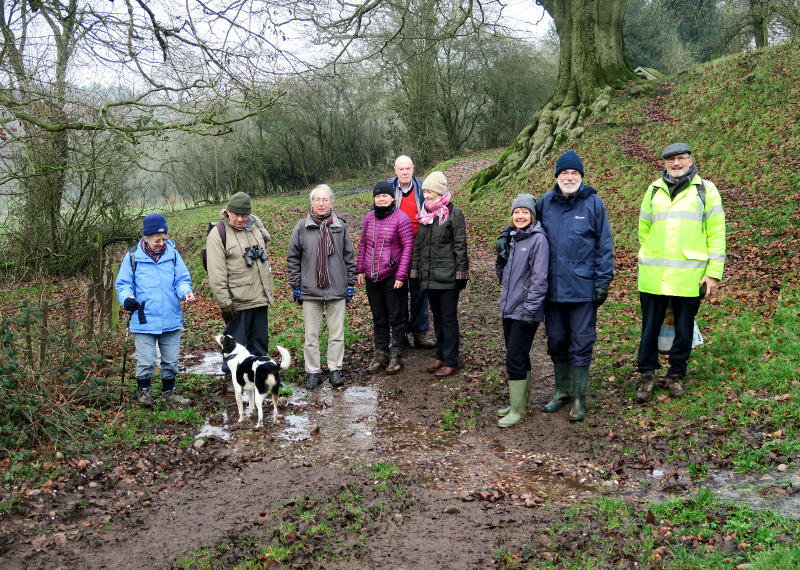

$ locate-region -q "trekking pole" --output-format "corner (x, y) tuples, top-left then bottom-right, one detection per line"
(120, 312), (131, 405)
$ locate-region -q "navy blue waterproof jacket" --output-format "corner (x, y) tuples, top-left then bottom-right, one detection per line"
(535, 183), (614, 303)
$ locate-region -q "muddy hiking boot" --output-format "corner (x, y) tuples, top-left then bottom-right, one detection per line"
(412, 331), (436, 348)
(543, 362), (572, 413)
(137, 388), (153, 407)
(569, 365), (590, 422)
(665, 372), (686, 398)
(330, 369), (344, 388)
(163, 389), (191, 405)
(367, 349), (389, 373)
(635, 371), (656, 403)
(306, 372), (322, 390)
(498, 379), (527, 428)
(498, 373), (531, 417)
(385, 348), (403, 375)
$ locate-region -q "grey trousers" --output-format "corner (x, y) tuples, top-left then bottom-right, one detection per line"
(302, 299), (346, 373)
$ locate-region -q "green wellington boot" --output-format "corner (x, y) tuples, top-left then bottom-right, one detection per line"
(543, 363), (572, 412)
(498, 379), (528, 428)
(568, 365), (590, 422)
(497, 372), (531, 417)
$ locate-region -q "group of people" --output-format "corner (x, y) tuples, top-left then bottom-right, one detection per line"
(115, 144), (726, 430)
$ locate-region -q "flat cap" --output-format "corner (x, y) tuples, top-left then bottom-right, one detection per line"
(661, 142), (692, 158)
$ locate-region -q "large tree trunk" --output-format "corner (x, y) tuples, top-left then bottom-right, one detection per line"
(468, 0), (634, 192)
(749, 0), (770, 48)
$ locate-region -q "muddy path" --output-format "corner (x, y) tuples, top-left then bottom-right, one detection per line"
(5, 158), (792, 568)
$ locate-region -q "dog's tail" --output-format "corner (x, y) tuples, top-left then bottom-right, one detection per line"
(276, 345), (291, 370)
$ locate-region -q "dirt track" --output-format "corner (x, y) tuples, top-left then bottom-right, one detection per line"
(1, 159), (673, 568)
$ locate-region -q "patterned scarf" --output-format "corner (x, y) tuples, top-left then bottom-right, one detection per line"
(310, 210), (335, 288)
(141, 237), (165, 263)
(417, 191), (451, 226)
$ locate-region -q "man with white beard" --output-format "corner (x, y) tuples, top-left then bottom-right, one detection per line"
(534, 150), (615, 422)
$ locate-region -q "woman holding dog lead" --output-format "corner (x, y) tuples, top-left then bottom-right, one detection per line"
(409, 171), (469, 378)
(357, 181), (415, 374)
(494, 194), (549, 427)
(115, 213), (195, 406)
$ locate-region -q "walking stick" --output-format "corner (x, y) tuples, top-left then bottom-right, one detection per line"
(120, 312), (131, 404)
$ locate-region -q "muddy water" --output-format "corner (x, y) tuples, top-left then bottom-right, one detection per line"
(191, 350), (799, 516)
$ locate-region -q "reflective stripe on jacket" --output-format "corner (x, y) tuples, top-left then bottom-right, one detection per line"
(638, 174), (726, 296)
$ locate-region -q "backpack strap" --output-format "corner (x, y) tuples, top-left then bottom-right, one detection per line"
(128, 247), (138, 288)
(217, 221), (226, 248)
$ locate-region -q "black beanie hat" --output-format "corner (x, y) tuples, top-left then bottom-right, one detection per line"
(554, 150), (584, 178)
(373, 180), (395, 198)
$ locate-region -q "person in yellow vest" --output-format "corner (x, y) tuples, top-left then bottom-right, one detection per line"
(635, 142), (726, 402)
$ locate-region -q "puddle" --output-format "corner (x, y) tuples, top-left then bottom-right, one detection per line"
(184, 351), (223, 375)
(277, 385), (379, 446)
(703, 467), (800, 518)
(625, 465), (800, 518)
(195, 411), (233, 441)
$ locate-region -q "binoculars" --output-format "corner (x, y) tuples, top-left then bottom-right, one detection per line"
(243, 244), (268, 267)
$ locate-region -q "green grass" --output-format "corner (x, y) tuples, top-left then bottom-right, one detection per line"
(103, 405), (204, 449)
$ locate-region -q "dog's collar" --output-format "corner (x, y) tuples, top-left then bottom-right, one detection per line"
(222, 353), (237, 362)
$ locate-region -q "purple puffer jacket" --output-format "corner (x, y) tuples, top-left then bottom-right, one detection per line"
(498, 222), (549, 322)
(357, 208), (414, 282)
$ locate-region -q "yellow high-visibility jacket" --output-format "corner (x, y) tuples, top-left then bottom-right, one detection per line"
(638, 174), (726, 297)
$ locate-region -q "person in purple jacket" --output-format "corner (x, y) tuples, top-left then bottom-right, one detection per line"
(357, 181), (415, 374)
(495, 194), (550, 427)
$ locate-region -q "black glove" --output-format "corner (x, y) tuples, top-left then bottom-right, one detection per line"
(520, 313), (536, 326)
(593, 286), (608, 307)
(455, 279), (467, 291)
(221, 305), (235, 323)
(136, 301), (147, 325)
(496, 226), (512, 267)
(123, 297), (139, 312)
(408, 277), (420, 290)
(292, 287), (302, 305)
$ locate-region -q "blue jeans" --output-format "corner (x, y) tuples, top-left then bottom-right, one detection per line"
(409, 288), (429, 333)
(133, 329), (181, 391)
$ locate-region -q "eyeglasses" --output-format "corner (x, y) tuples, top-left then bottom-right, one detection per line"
(666, 155), (690, 163)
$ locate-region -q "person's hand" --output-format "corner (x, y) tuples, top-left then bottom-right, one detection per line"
(593, 286), (608, 307)
(123, 297), (139, 313)
(520, 313), (536, 327)
(292, 287), (302, 305)
(345, 286), (355, 304)
(356, 273), (365, 287)
(699, 276), (719, 297)
(220, 305), (235, 323)
(456, 279), (467, 291)
(393, 279), (404, 289)
(184, 292), (195, 302)
(408, 277), (420, 290)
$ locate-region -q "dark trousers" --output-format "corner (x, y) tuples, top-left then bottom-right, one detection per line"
(366, 277), (409, 351)
(224, 305), (269, 359)
(409, 288), (430, 333)
(544, 301), (597, 367)
(638, 292), (702, 377)
(503, 318), (539, 380)
(427, 288), (461, 366)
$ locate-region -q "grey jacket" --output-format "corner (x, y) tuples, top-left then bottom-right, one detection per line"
(497, 222), (549, 322)
(287, 213), (356, 301)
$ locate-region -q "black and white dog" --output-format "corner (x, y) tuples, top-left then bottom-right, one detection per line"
(214, 334), (291, 428)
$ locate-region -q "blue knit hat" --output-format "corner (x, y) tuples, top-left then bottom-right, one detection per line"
(555, 150), (584, 178)
(142, 213), (168, 235)
(510, 193), (537, 216)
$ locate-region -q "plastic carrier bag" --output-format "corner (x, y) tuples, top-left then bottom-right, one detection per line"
(657, 305), (704, 354)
